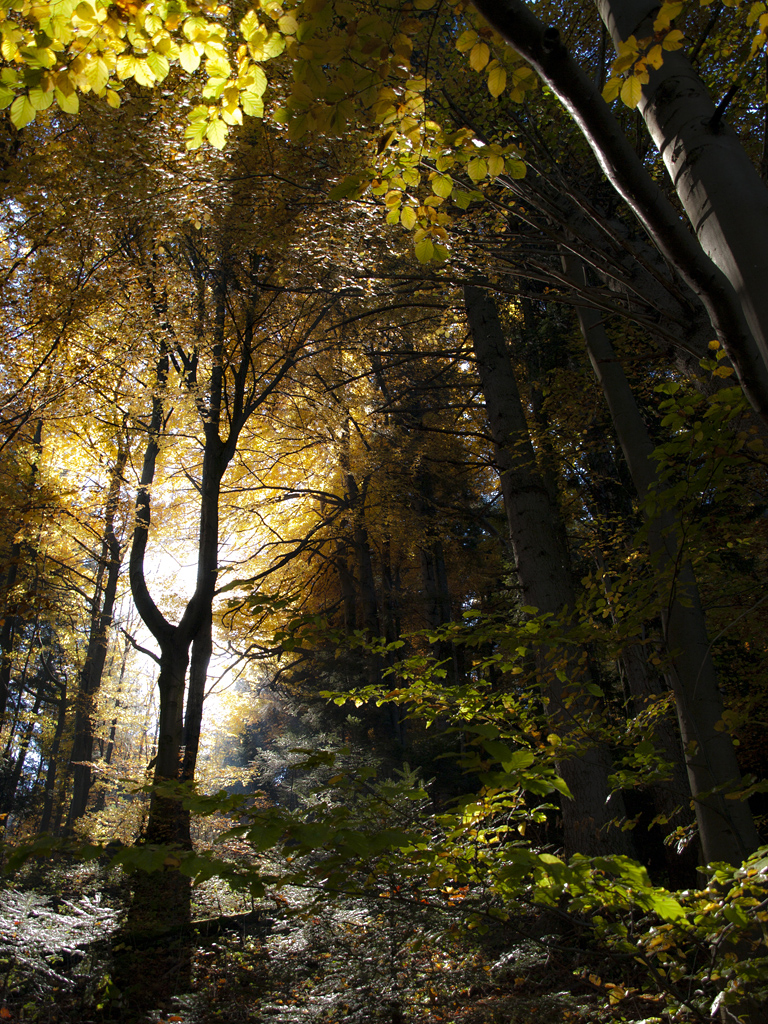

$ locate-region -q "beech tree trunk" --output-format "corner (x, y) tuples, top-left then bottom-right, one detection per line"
(465, 283), (628, 857)
(597, 0), (768, 375)
(40, 676), (67, 834)
(66, 439), (127, 829)
(470, 0), (768, 425)
(0, 418), (43, 722)
(562, 253), (759, 864)
(181, 610), (212, 783)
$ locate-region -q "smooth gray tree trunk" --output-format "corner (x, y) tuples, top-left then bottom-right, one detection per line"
(465, 283), (629, 857)
(597, 0), (768, 375)
(470, 0), (768, 425)
(66, 439), (127, 829)
(562, 253), (760, 864)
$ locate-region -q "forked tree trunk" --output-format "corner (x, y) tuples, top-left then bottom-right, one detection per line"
(465, 284), (629, 857)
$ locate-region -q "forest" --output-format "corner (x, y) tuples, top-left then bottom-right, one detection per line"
(1, 0), (768, 1021)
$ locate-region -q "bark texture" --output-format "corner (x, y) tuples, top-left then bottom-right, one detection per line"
(597, 0), (768, 374)
(465, 283), (628, 857)
(562, 253), (759, 864)
(66, 439), (127, 828)
(470, 0), (768, 424)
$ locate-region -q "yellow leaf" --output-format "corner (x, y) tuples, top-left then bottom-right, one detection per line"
(221, 104), (242, 125)
(278, 14), (298, 33)
(646, 43), (664, 68)
(206, 116), (228, 148)
(248, 26), (285, 60)
(55, 86), (79, 113)
(400, 206), (417, 230)
(487, 153), (504, 177)
(654, 1), (684, 31)
(469, 42), (490, 71)
(612, 53), (637, 74)
(662, 29), (685, 50)
(467, 156), (487, 182)
(620, 75), (643, 107)
(179, 43), (201, 73)
(487, 63), (506, 97)
(617, 34), (639, 57)
(9, 93), (35, 128)
(602, 77), (621, 102)
(116, 54), (137, 80)
(28, 85), (53, 110)
(456, 29), (477, 52)
(747, 2), (766, 28)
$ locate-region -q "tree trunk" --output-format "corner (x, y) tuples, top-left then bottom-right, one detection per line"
(335, 538), (357, 634)
(470, 0), (768, 425)
(1, 656), (52, 818)
(181, 609), (212, 783)
(66, 440), (127, 828)
(597, 0), (768, 374)
(0, 418), (43, 722)
(465, 283), (628, 857)
(562, 253), (759, 864)
(40, 677), (67, 833)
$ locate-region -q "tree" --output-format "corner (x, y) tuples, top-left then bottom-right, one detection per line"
(465, 284), (630, 856)
(470, 0), (768, 426)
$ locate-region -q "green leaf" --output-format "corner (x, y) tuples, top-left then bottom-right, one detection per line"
(240, 90), (264, 118)
(431, 174), (452, 198)
(328, 174), (366, 200)
(648, 890), (685, 920)
(456, 29), (477, 53)
(0, 83), (16, 108)
(487, 152), (504, 177)
(10, 93), (35, 128)
(291, 822), (333, 848)
(55, 86), (79, 115)
(28, 85), (53, 110)
(467, 724), (501, 740)
(414, 236), (434, 263)
(245, 822), (286, 851)
(452, 188), (471, 210)
(467, 157), (487, 183)
(400, 205), (417, 230)
(184, 117), (207, 149)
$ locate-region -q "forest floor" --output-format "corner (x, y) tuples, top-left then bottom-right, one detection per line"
(0, 860), (673, 1024)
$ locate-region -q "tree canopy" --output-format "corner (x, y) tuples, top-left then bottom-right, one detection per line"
(1, 1), (768, 1022)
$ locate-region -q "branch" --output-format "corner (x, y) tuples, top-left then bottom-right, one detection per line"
(471, 0), (768, 424)
(119, 627), (161, 666)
